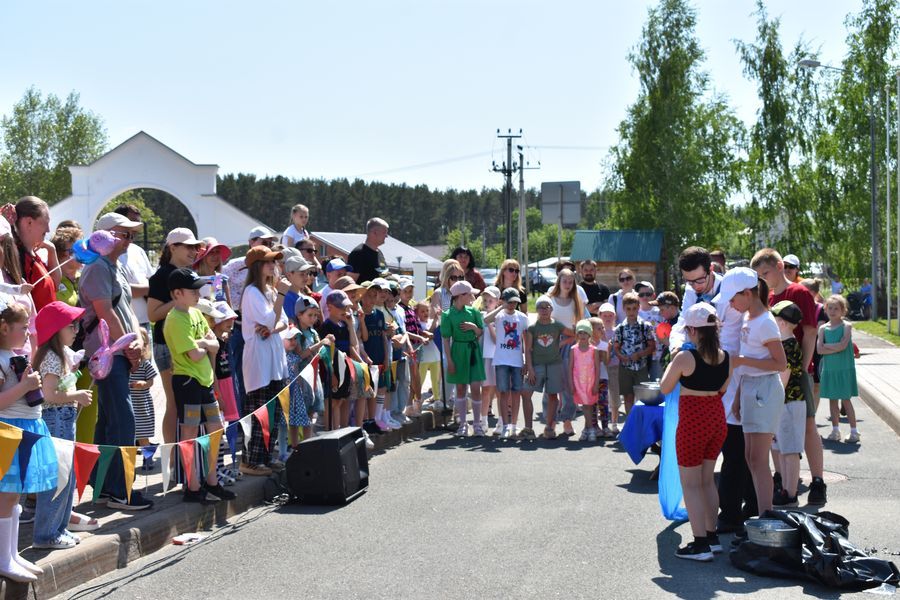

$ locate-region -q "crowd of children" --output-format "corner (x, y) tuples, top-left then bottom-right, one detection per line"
(0, 194), (868, 579)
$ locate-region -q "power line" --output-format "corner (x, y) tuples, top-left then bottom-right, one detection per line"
(354, 151), (493, 178)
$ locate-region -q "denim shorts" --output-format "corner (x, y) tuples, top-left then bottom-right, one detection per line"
(495, 365), (523, 392)
(153, 343), (172, 371)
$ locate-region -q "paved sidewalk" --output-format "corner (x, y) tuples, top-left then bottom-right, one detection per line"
(853, 329), (900, 437)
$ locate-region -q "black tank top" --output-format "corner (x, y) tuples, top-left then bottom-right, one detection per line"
(679, 349), (729, 392)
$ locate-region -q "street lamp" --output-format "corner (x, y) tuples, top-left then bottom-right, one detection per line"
(800, 58), (879, 321)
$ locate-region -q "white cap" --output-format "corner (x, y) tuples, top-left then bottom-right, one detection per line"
(398, 278), (414, 289)
(599, 302), (616, 315)
(95, 212), (141, 231)
(481, 285), (501, 299)
(248, 225), (277, 240)
(166, 227), (201, 246)
(713, 267), (759, 305)
(211, 301), (238, 324)
(783, 253), (800, 268)
(195, 298), (226, 320)
(450, 280), (475, 297)
(284, 256), (315, 273)
(683, 302), (718, 328)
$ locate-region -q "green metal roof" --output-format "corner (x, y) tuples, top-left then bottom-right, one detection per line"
(570, 229), (663, 264)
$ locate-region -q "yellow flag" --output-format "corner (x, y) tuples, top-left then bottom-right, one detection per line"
(277, 386), (291, 422)
(120, 446), (137, 503)
(0, 424), (22, 482)
(208, 430), (223, 477)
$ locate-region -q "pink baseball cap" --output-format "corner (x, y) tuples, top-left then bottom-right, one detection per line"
(36, 301), (85, 347)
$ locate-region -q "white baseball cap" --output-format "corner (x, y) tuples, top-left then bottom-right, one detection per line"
(166, 227), (201, 246)
(95, 212), (141, 232)
(782, 254), (800, 268)
(683, 302), (718, 328)
(248, 225), (277, 240)
(713, 267), (759, 305)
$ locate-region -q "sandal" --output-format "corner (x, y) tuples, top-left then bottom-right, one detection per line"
(69, 512), (100, 532)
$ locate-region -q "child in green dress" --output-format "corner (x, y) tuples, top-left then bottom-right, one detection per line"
(817, 294), (859, 443)
(442, 280), (486, 437)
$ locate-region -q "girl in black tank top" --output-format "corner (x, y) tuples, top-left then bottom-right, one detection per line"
(659, 302), (732, 562)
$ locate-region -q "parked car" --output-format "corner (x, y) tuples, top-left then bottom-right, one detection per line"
(530, 268), (557, 294)
(479, 268), (498, 285)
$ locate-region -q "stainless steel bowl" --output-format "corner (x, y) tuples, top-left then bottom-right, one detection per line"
(744, 518), (801, 548)
(634, 382), (664, 405)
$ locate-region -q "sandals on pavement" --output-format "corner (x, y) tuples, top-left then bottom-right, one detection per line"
(68, 512), (100, 532)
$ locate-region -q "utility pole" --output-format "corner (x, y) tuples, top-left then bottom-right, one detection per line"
(493, 129), (522, 259)
(517, 145), (539, 293)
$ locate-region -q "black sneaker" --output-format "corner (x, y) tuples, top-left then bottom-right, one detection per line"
(183, 488), (219, 504)
(675, 541), (713, 562)
(773, 471), (783, 496)
(773, 489), (799, 508)
(706, 533), (722, 553)
(204, 483), (236, 501)
(107, 491), (154, 510)
(807, 477), (827, 506)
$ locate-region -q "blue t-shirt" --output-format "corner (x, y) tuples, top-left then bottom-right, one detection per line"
(364, 309), (387, 364)
(284, 291), (299, 326)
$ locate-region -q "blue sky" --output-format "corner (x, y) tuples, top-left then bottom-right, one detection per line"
(1, 1), (855, 193)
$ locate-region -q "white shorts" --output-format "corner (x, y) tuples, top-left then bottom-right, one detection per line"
(773, 401), (806, 454)
(740, 373), (784, 434)
(482, 357), (496, 387)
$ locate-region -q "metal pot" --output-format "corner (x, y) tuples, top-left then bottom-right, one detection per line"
(634, 381), (664, 405)
(744, 518), (801, 548)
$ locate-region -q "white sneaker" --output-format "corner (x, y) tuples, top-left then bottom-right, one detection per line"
(579, 429), (590, 442)
(846, 431), (860, 443)
(362, 430), (375, 450)
(492, 423), (504, 437)
(508, 426), (517, 439)
(826, 429), (842, 442)
(473, 421), (486, 437)
(455, 422), (468, 437)
(588, 428), (598, 442)
(386, 414), (403, 428)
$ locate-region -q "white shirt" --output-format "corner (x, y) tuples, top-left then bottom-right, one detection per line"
(119, 244), (155, 325)
(241, 285), (288, 392)
(418, 319), (440, 363)
(670, 272), (723, 352)
(739, 311), (781, 377)
(609, 290), (628, 324)
(492, 311), (528, 367)
(482, 313), (496, 359)
(318, 284), (333, 316)
(281, 224), (309, 247)
(594, 339), (609, 379)
(222, 257), (246, 309)
(542, 295), (580, 328)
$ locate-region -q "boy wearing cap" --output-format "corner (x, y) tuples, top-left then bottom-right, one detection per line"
(163, 268), (235, 504)
(282, 256), (316, 326)
(526, 296), (574, 439)
(485, 287), (529, 438)
(770, 301), (806, 507)
(359, 282), (395, 431)
(613, 293), (656, 418)
(751, 248), (826, 506)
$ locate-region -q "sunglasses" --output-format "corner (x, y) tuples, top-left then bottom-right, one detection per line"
(638, 292), (653, 298)
(308, 271), (319, 277)
(449, 275), (465, 282)
(506, 267), (520, 273)
(619, 276), (634, 282)
(111, 230), (135, 241)
(300, 248), (316, 254)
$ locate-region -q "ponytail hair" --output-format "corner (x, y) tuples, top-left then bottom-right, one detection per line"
(755, 277), (769, 306)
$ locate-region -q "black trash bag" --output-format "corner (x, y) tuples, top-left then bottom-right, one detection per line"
(730, 510), (900, 591)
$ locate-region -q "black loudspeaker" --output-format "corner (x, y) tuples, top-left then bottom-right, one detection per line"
(285, 426), (369, 504)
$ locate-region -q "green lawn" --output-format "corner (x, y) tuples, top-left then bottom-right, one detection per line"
(852, 319), (900, 346)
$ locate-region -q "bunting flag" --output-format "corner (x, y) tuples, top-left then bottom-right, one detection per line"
(277, 387), (291, 424)
(16, 430), (41, 485)
(239, 414), (253, 450)
(0, 424), (23, 481)
(362, 361), (371, 389)
(159, 444), (173, 496)
(196, 434), (210, 480)
(337, 353), (347, 385)
(345, 356), (357, 382)
(225, 422), (238, 463)
(177, 440), (195, 489)
(208, 429), (223, 478)
(390, 360), (398, 383)
(93, 446), (119, 503)
(253, 404), (271, 450)
(50, 437), (74, 501)
(74, 443), (100, 500)
(266, 399), (277, 437)
(369, 365), (379, 390)
(300, 362), (318, 398)
(140, 445), (157, 464)
(120, 447), (137, 503)
(310, 355), (320, 395)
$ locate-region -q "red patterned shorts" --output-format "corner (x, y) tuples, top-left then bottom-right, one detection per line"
(676, 393), (727, 468)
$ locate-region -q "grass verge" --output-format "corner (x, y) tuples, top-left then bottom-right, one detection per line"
(852, 319), (900, 346)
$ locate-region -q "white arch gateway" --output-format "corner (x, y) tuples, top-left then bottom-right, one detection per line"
(52, 131), (272, 246)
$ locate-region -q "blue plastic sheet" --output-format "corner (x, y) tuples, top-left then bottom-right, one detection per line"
(659, 382), (688, 521)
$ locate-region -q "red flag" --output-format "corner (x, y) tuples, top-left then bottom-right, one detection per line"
(177, 440), (195, 489)
(253, 404), (270, 450)
(345, 356), (357, 382)
(74, 443), (100, 500)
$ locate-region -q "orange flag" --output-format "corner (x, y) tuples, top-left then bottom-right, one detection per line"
(73, 443), (100, 500)
(0, 424), (22, 482)
(120, 446), (137, 503)
(253, 404), (270, 450)
(177, 440), (195, 489)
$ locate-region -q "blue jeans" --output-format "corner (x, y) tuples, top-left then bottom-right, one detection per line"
(92, 355), (134, 499)
(35, 406), (77, 543)
(229, 326), (247, 416)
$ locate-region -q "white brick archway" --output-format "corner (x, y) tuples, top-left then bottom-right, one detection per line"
(52, 131), (271, 246)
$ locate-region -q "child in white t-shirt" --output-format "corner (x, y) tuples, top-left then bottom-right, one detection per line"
(281, 204), (310, 247)
(485, 288), (530, 439)
(479, 287), (500, 431)
(589, 317), (612, 437)
(416, 301), (443, 411)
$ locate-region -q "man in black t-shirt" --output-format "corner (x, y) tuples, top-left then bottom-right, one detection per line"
(348, 217), (389, 282)
(578, 260), (610, 315)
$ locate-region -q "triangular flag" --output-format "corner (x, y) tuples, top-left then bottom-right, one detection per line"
(345, 356), (357, 382)
(239, 415), (253, 450)
(208, 429), (223, 478)
(140, 445), (157, 463)
(93, 446), (119, 503)
(159, 444), (173, 496)
(16, 430), (41, 485)
(253, 404), (271, 450)
(177, 440), (195, 489)
(300, 363), (317, 396)
(0, 424), (23, 482)
(310, 355), (321, 395)
(120, 446), (137, 503)
(266, 399), (277, 438)
(277, 387), (291, 424)
(362, 361), (371, 389)
(390, 360), (398, 383)
(73, 443), (100, 500)
(51, 437), (74, 501)
(337, 353), (347, 385)
(196, 434), (210, 480)
(369, 365), (380, 389)
(225, 422), (238, 463)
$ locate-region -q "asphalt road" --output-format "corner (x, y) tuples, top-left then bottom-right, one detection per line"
(56, 394), (900, 600)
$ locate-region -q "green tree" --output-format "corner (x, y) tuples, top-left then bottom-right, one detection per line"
(605, 0), (745, 282)
(0, 87), (107, 203)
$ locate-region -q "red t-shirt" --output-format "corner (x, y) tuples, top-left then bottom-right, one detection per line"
(22, 250), (56, 312)
(769, 282), (817, 344)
